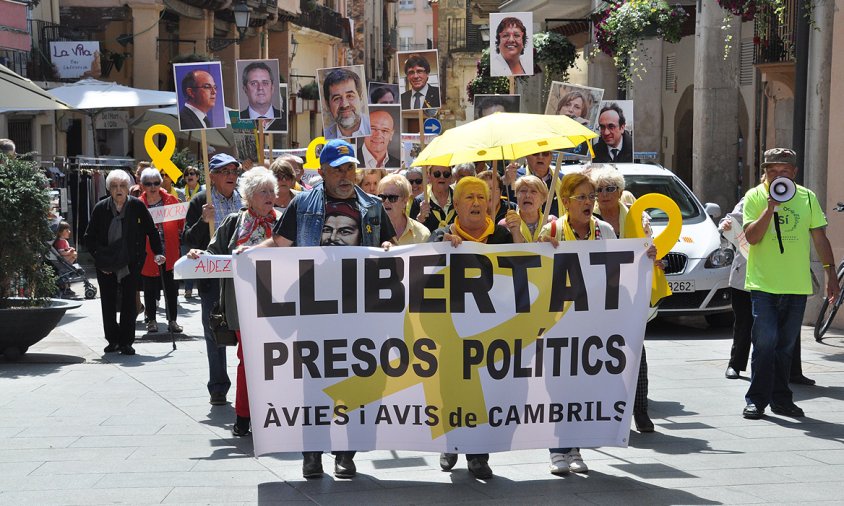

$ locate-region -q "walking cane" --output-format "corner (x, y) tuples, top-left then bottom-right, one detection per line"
(159, 264), (176, 351)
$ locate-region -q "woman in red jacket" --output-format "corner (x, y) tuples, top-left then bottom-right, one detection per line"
(139, 168), (185, 333)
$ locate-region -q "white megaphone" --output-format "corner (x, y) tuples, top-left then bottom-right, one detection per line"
(769, 176), (796, 203)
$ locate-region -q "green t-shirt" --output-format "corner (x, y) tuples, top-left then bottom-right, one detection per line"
(743, 183), (827, 294)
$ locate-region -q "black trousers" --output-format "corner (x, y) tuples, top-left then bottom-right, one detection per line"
(142, 268), (178, 322)
(97, 269), (140, 347)
(730, 287), (804, 376)
(729, 288), (753, 371)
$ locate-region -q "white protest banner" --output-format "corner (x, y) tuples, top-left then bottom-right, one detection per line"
(149, 201), (190, 224)
(173, 254), (233, 280)
(50, 41), (99, 79)
(233, 239), (653, 456)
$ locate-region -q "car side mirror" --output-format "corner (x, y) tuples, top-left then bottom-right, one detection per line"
(704, 203), (721, 220)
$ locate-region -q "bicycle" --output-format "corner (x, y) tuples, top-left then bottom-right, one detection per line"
(814, 201), (844, 341)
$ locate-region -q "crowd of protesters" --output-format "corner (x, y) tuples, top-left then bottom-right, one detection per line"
(74, 138), (829, 483)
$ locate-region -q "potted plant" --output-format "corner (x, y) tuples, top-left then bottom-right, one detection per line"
(594, 0), (688, 83)
(0, 154), (79, 360)
(466, 49), (512, 104)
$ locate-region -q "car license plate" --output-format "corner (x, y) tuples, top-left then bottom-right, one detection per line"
(668, 280), (695, 293)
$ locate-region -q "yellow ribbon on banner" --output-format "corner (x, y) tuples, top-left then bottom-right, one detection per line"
(304, 136), (327, 169)
(323, 252), (573, 438)
(144, 124), (182, 183)
(625, 193), (682, 306)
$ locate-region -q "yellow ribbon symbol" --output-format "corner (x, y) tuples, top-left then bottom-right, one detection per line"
(304, 136), (327, 169)
(324, 251), (571, 439)
(624, 193), (683, 305)
(144, 124), (182, 183)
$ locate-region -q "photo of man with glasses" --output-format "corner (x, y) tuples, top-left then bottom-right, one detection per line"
(398, 51), (441, 110)
(237, 59), (287, 132)
(592, 101), (634, 163)
(175, 62), (226, 131)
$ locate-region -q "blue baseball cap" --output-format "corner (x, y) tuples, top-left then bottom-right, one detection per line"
(208, 153), (241, 172)
(319, 139), (358, 168)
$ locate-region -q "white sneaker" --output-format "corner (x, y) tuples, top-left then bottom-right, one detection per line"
(565, 449), (588, 473)
(549, 452), (570, 475)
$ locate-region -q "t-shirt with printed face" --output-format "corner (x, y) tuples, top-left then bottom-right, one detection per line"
(743, 183), (827, 294)
(273, 195), (395, 246)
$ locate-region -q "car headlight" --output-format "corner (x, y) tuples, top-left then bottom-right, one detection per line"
(705, 247), (735, 268)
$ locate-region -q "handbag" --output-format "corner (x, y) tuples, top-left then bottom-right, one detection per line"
(209, 302), (238, 347)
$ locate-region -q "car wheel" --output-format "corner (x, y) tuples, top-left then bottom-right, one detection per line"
(705, 312), (734, 327)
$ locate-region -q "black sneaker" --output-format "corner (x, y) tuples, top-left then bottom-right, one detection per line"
(103, 343), (119, 353)
(771, 403), (805, 417)
(119, 345), (136, 356)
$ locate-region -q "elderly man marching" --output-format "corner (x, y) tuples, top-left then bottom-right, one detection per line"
(741, 148), (839, 420)
(254, 139), (397, 479)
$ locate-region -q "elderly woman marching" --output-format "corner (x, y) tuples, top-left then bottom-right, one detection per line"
(376, 173), (430, 244)
(187, 167), (282, 438)
(432, 176), (513, 480)
(84, 169), (165, 356)
(138, 168), (185, 334)
(500, 174), (555, 243)
(591, 165), (656, 434)
(539, 171), (657, 476)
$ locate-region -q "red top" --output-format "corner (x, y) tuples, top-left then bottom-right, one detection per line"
(140, 189), (184, 275)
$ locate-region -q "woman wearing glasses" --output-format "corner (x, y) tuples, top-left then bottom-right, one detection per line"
(412, 165), (455, 232)
(591, 165), (656, 434)
(538, 172), (615, 475)
(138, 168), (185, 334)
(269, 158), (299, 213)
(376, 174), (430, 245)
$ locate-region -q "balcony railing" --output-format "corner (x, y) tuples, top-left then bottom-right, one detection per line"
(447, 17), (484, 53)
(295, 0), (350, 43)
(753, 0), (797, 64)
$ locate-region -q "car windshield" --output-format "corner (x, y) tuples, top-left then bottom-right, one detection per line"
(623, 175), (703, 222)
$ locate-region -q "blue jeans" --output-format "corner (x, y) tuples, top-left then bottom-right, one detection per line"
(745, 291), (806, 409)
(200, 279), (230, 396)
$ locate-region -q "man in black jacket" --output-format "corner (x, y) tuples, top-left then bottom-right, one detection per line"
(183, 153), (243, 405)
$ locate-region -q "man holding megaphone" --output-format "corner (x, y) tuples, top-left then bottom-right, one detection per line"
(741, 148), (840, 420)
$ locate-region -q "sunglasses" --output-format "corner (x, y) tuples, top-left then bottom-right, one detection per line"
(142, 181), (161, 187)
(278, 174), (295, 181)
(378, 194), (402, 203)
(596, 185), (619, 194)
(407, 178), (423, 185)
(432, 171), (451, 179)
(217, 169), (242, 176)
(185, 172), (199, 177)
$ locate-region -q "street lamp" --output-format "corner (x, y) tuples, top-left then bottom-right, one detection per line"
(290, 34), (299, 64)
(207, 1), (252, 52)
(233, 2), (251, 40)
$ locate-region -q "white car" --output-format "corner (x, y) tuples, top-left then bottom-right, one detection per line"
(561, 163), (734, 325)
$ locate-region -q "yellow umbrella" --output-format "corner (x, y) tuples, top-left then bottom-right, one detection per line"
(411, 112), (597, 167)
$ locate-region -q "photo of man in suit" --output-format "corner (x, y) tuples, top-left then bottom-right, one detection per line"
(399, 52), (441, 110)
(319, 65), (371, 140)
(237, 60), (287, 132)
(593, 102), (633, 163)
(356, 106), (400, 169)
(177, 67), (221, 131)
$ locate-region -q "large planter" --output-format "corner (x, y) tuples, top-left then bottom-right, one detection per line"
(0, 298), (81, 360)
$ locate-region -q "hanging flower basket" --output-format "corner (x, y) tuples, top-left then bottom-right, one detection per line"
(594, 0), (688, 82)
